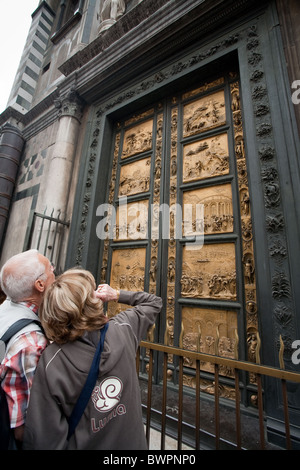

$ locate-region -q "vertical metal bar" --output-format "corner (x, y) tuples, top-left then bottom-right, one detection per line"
(55, 218), (66, 274)
(214, 326), (220, 449)
(281, 379), (291, 450)
(233, 329), (241, 449)
(253, 331), (265, 449)
(256, 374), (265, 450)
(195, 358), (200, 450)
(278, 335), (291, 449)
(51, 210), (61, 264)
(43, 209), (54, 256)
(36, 212), (46, 251)
(234, 369), (241, 449)
(25, 211), (37, 250)
(145, 349), (154, 445)
(195, 325), (201, 450)
(43, 220), (51, 256)
(177, 322), (184, 450)
(160, 352), (168, 450)
(177, 355), (183, 450)
(214, 364), (220, 450)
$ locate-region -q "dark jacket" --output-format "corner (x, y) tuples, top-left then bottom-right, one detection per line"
(23, 290), (162, 450)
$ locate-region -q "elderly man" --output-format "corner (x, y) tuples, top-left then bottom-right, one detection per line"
(0, 249), (55, 448)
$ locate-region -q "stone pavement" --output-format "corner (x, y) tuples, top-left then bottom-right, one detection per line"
(146, 427), (193, 450)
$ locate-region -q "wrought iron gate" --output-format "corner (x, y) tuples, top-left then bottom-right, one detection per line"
(25, 208), (70, 274)
(137, 336), (300, 450)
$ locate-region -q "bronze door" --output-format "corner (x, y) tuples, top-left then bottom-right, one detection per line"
(99, 72), (258, 394)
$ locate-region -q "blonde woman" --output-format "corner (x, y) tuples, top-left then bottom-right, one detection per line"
(23, 268), (162, 450)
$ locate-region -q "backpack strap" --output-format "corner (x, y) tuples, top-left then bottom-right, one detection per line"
(67, 322), (109, 441)
(0, 319), (42, 363)
(1, 319), (41, 344)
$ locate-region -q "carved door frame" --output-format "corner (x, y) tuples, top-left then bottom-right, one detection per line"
(66, 11), (300, 442)
(98, 69), (258, 404)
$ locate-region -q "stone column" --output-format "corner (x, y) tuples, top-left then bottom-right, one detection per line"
(42, 88), (84, 218)
(0, 123), (25, 247)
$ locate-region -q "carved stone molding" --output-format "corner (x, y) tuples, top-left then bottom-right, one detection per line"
(245, 23), (296, 360)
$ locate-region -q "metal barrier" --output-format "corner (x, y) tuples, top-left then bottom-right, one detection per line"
(25, 209), (69, 273)
(137, 339), (300, 450)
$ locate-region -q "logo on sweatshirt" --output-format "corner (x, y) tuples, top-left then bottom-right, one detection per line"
(92, 376), (123, 412)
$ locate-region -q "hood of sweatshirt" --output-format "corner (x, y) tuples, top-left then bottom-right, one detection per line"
(58, 320), (129, 378)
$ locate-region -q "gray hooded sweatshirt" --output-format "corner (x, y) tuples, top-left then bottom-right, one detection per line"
(23, 290), (162, 450)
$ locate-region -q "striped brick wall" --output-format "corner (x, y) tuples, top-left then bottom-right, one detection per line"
(7, 3), (55, 114)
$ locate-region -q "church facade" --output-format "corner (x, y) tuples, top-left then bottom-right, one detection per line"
(0, 0), (299, 448)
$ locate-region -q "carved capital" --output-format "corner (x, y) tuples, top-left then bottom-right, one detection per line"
(54, 87), (85, 122)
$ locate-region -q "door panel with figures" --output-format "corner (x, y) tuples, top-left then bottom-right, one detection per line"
(99, 71), (258, 397)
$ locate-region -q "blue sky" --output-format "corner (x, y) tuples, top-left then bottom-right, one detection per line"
(0, 1), (39, 113)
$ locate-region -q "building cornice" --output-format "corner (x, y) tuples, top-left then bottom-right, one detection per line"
(58, 0), (266, 104)
(31, 0), (55, 19)
(0, 89), (60, 139)
(0, 107), (24, 129)
(0, 0), (267, 138)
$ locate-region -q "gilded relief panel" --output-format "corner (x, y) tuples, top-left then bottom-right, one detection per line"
(164, 105), (179, 353)
(182, 77), (225, 101)
(181, 243), (236, 300)
(181, 306), (237, 377)
(118, 157), (151, 196)
(108, 247), (146, 317)
(121, 119), (153, 159)
(183, 90), (226, 138)
(230, 81), (258, 364)
(114, 199), (148, 241)
(182, 183), (234, 236)
(183, 133), (229, 182)
(149, 111), (164, 295)
(99, 74), (258, 396)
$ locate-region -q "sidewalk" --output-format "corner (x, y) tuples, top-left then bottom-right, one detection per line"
(146, 427), (193, 450)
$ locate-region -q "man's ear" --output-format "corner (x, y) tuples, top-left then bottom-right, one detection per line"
(34, 278), (45, 293)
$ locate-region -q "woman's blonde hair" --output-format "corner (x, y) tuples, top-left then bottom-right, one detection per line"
(40, 268), (108, 344)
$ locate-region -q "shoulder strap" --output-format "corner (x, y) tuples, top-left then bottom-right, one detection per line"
(0, 319), (41, 365)
(67, 322), (109, 441)
(0, 319), (40, 344)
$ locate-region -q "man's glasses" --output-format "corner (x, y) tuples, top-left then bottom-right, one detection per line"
(35, 262), (55, 281)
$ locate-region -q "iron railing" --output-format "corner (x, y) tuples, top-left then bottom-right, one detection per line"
(137, 335), (300, 450)
(25, 209), (69, 273)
